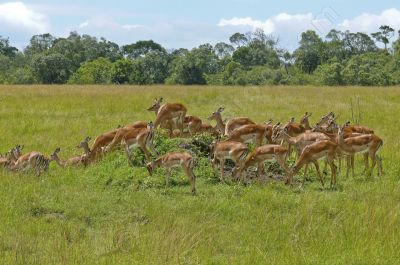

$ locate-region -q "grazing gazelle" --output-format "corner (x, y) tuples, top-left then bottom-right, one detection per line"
(146, 152), (196, 194)
(147, 97), (187, 136)
(120, 122), (156, 165)
(237, 144), (290, 181)
(337, 124), (382, 178)
(210, 139), (249, 181)
(290, 140), (338, 188)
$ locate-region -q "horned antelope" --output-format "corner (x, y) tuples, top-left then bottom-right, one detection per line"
(290, 140), (338, 188)
(210, 140), (249, 181)
(119, 122), (156, 165)
(337, 124), (382, 178)
(147, 97), (187, 137)
(237, 144), (290, 181)
(104, 121), (149, 153)
(146, 152), (196, 193)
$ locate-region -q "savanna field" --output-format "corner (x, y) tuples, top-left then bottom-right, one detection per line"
(0, 85), (399, 265)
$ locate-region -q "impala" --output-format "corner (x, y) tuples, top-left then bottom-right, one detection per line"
(337, 124), (382, 178)
(299, 112), (313, 130)
(237, 144), (290, 181)
(9, 150), (52, 176)
(226, 123), (274, 146)
(104, 121), (149, 153)
(120, 122), (156, 165)
(272, 127), (331, 156)
(146, 152), (196, 193)
(210, 139), (249, 181)
(290, 140), (338, 187)
(147, 97), (187, 136)
(51, 145), (89, 168)
(207, 107), (226, 134)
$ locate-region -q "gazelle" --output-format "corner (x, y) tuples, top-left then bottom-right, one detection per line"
(120, 122), (156, 165)
(89, 121), (147, 160)
(207, 107), (226, 134)
(51, 145), (89, 168)
(300, 112), (313, 130)
(104, 121), (149, 153)
(146, 152), (196, 194)
(226, 123), (274, 147)
(337, 124), (382, 178)
(290, 140), (338, 188)
(272, 127), (331, 156)
(210, 140), (249, 181)
(9, 150), (52, 176)
(237, 144), (290, 181)
(147, 97), (187, 136)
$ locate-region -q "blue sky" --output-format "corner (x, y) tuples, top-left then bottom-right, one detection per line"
(1, 0), (400, 50)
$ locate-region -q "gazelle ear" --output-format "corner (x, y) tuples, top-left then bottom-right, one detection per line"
(284, 127), (289, 133)
(56, 147), (61, 153)
(218, 107), (224, 113)
(159, 97), (163, 103)
(308, 112), (312, 117)
(85, 136), (91, 142)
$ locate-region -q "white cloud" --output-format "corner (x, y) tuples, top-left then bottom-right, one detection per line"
(77, 16), (144, 31)
(218, 8), (400, 50)
(0, 1), (49, 33)
(340, 8), (400, 32)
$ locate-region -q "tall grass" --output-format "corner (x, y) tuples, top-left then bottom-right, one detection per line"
(0, 85), (399, 264)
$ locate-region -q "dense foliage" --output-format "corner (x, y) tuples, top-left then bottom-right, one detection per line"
(1, 26), (400, 86)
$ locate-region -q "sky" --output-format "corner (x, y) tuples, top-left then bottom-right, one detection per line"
(1, 0), (400, 51)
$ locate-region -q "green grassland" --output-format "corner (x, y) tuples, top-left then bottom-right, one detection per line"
(0, 85), (399, 264)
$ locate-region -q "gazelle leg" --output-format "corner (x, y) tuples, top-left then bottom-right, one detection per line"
(256, 162), (263, 177)
(165, 168), (171, 188)
(363, 153), (369, 174)
(313, 161), (324, 187)
(220, 159), (225, 181)
(369, 151), (377, 177)
(183, 166), (196, 194)
(351, 155), (355, 178)
(277, 158), (291, 184)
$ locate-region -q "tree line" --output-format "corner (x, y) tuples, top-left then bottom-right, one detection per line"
(1, 25), (400, 86)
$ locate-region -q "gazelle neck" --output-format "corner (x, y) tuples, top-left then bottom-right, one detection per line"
(53, 154), (67, 167)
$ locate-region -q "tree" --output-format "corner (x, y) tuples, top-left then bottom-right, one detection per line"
(214, 42), (234, 58)
(294, 30), (324, 73)
(130, 51), (169, 84)
(371, 25), (395, 50)
(25, 33), (55, 56)
(229, 33), (248, 47)
(314, 59), (343, 86)
(0, 36), (18, 57)
(122, 40), (165, 59)
(111, 58), (134, 84)
(31, 53), (72, 84)
(68, 57), (113, 84)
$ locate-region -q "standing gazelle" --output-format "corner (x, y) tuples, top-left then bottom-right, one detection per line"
(290, 140), (338, 188)
(146, 152), (196, 194)
(147, 97), (187, 136)
(210, 140), (249, 181)
(337, 124), (383, 178)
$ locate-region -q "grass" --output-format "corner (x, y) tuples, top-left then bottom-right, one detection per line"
(0, 85), (399, 264)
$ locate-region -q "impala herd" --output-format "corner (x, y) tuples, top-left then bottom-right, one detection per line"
(0, 98), (383, 193)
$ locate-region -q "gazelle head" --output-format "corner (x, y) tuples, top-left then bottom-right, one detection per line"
(338, 122), (350, 136)
(147, 97), (163, 112)
(316, 112), (334, 127)
(265, 119), (273, 125)
(300, 112), (312, 124)
(146, 161), (155, 176)
(51, 147), (61, 160)
(8, 145), (23, 161)
(272, 126), (289, 143)
(147, 121), (154, 130)
(208, 107), (224, 121)
(77, 137), (91, 155)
